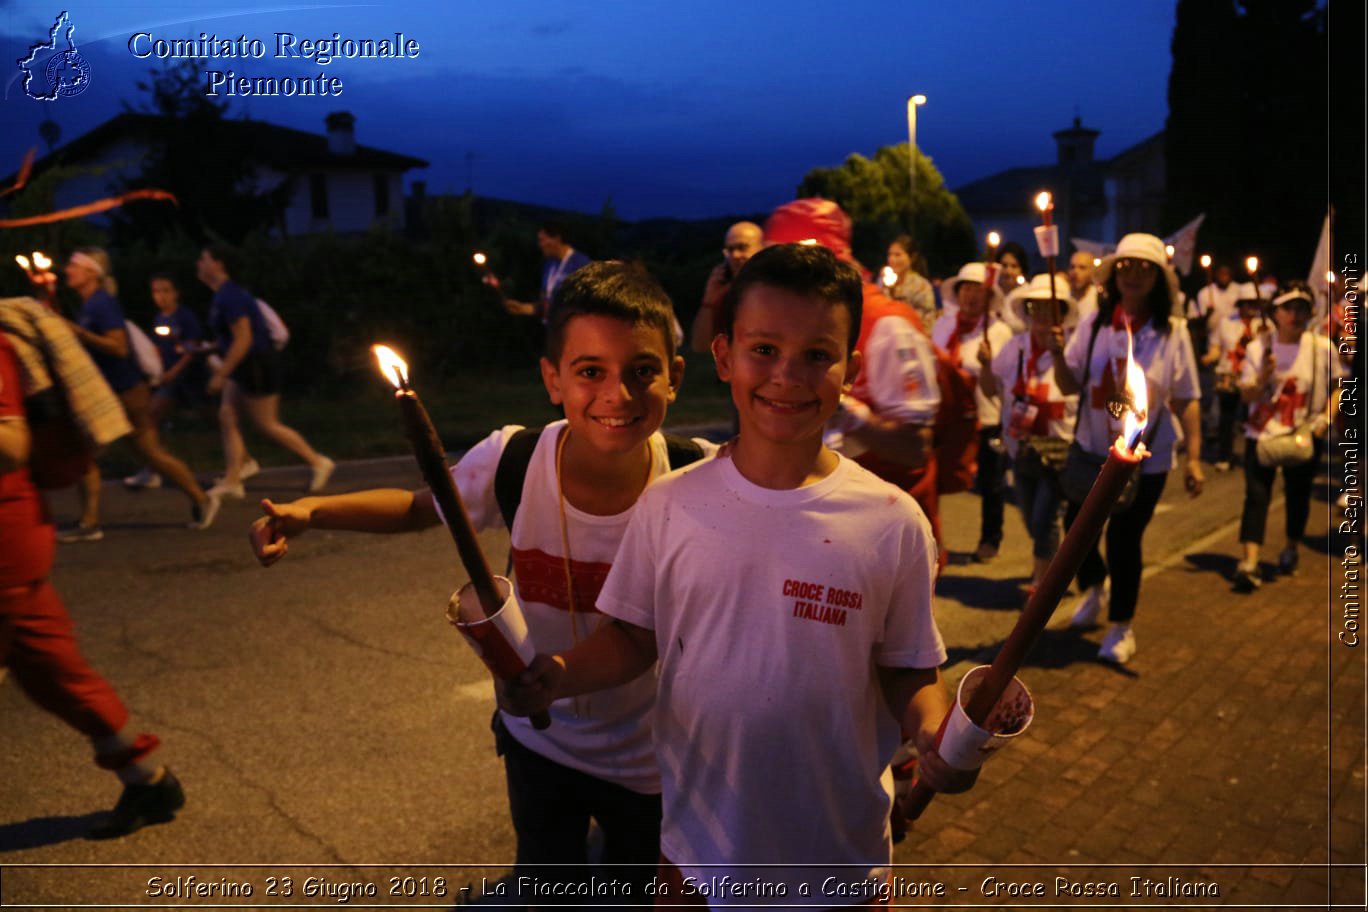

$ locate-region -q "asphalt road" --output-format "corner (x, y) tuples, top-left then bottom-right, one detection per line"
(0, 440), (1338, 907)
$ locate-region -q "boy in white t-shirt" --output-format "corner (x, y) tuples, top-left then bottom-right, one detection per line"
(502, 244), (976, 908)
(249, 263), (712, 904)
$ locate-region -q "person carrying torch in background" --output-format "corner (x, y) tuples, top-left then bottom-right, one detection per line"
(1054, 233), (1203, 664)
(249, 264), (711, 905)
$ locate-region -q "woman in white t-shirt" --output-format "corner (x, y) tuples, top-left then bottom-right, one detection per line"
(980, 274), (1079, 598)
(1055, 233), (1204, 665)
(1232, 285), (1332, 591)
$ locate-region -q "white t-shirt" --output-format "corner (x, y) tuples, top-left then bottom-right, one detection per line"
(990, 334), (1079, 459)
(1212, 314), (1267, 378)
(1064, 313), (1200, 474)
(447, 420), (716, 793)
(597, 454), (945, 906)
(1072, 285), (1098, 328)
(931, 312), (1014, 425)
(1240, 333), (1331, 439)
(852, 313), (941, 424)
(1196, 281), (1256, 332)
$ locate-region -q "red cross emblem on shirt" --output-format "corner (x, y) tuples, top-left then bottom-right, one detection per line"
(1089, 358), (1126, 410)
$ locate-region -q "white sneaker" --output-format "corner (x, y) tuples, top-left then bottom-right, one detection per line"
(213, 458), (259, 487)
(1098, 623), (1136, 664)
(1069, 581), (1109, 628)
(207, 481), (246, 501)
(308, 456), (336, 493)
(188, 492), (222, 530)
(123, 468), (162, 489)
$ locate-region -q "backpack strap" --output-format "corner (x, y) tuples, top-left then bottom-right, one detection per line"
(662, 433), (706, 472)
(495, 428), (705, 532)
(493, 426), (542, 533)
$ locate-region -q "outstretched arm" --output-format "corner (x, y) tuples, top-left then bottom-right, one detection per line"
(250, 488), (441, 566)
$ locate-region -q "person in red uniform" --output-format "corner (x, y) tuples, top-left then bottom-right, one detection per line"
(0, 329), (184, 838)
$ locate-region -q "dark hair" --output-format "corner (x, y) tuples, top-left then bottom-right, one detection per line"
(1101, 268), (1173, 333)
(202, 244), (237, 278)
(719, 244), (863, 353)
(889, 234), (929, 276)
(149, 271), (179, 288)
(545, 261), (677, 362)
(538, 218), (569, 242)
(996, 241), (1029, 270)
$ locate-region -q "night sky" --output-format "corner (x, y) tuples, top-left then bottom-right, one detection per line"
(1, 0), (1175, 220)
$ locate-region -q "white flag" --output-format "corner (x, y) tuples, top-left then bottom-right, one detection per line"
(1163, 213), (1206, 276)
(1071, 237), (1115, 258)
(1308, 211), (1331, 319)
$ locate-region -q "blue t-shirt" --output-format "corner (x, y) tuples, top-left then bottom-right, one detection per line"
(209, 280), (271, 355)
(152, 305), (204, 369)
(79, 290), (143, 392)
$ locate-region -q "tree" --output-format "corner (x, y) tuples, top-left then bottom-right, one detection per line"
(110, 60), (290, 247)
(1165, 0), (1326, 277)
(799, 143), (976, 277)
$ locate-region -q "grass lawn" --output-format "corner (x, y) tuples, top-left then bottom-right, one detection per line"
(96, 353), (734, 477)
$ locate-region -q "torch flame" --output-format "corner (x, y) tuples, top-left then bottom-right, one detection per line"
(880, 266), (897, 287)
(1326, 270), (1337, 285)
(372, 344), (409, 389)
(1245, 255), (1259, 276)
(1034, 191), (1051, 213)
(473, 252), (487, 266)
(15, 254), (31, 272)
(1121, 319), (1149, 450)
(1164, 244), (1175, 260)
(1199, 254), (1212, 269)
(32, 251), (51, 271)
(154, 325), (171, 337)
(986, 231), (1001, 248)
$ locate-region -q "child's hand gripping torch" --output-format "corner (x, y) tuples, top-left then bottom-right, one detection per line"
(372, 344), (550, 730)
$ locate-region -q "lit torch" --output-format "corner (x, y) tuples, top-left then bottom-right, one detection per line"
(901, 317), (1150, 822)
(27, 251), (57, 308)
(880, 266), (897, 289)
(1199, 254), (1214, 319)
(1028, 191), (1061, 315)
(473, 251), (507, 305)
(986, 230), (1001, 260)
(372, 344), (549, 730)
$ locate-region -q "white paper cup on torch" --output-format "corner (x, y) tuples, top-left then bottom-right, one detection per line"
(1033, 224), (1060, 258)
(447, 576), (535, 680)
(936, 664), (1035, 770)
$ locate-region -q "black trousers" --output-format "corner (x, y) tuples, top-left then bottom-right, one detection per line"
(494, 714), (659, 908)
(1238, 445), (1317, 546)
(977, 426), (1005, 548)
(1065, 471), (1168, 624)
(1215, 388), (1244, 464)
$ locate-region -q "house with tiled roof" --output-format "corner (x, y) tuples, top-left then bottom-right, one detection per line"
(953, 118), (1166, 268)
(4, 111), (427, 236)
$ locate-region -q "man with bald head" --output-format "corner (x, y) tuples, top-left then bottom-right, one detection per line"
(689, 221), (762, 352)
(1067, 250), (1098, 324)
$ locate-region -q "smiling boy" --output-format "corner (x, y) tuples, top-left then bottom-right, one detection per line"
(503, 244), (974, 906)
(250, 263), (711, 903)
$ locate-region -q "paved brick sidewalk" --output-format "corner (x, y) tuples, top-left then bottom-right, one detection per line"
(893, 483), (1365, 908)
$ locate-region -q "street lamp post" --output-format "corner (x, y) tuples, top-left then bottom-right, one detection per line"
(906, 94), (926, 231)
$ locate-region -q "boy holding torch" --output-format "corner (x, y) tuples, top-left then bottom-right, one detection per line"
(501, 244), (977, 903)
(249, 264), (712, 904)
